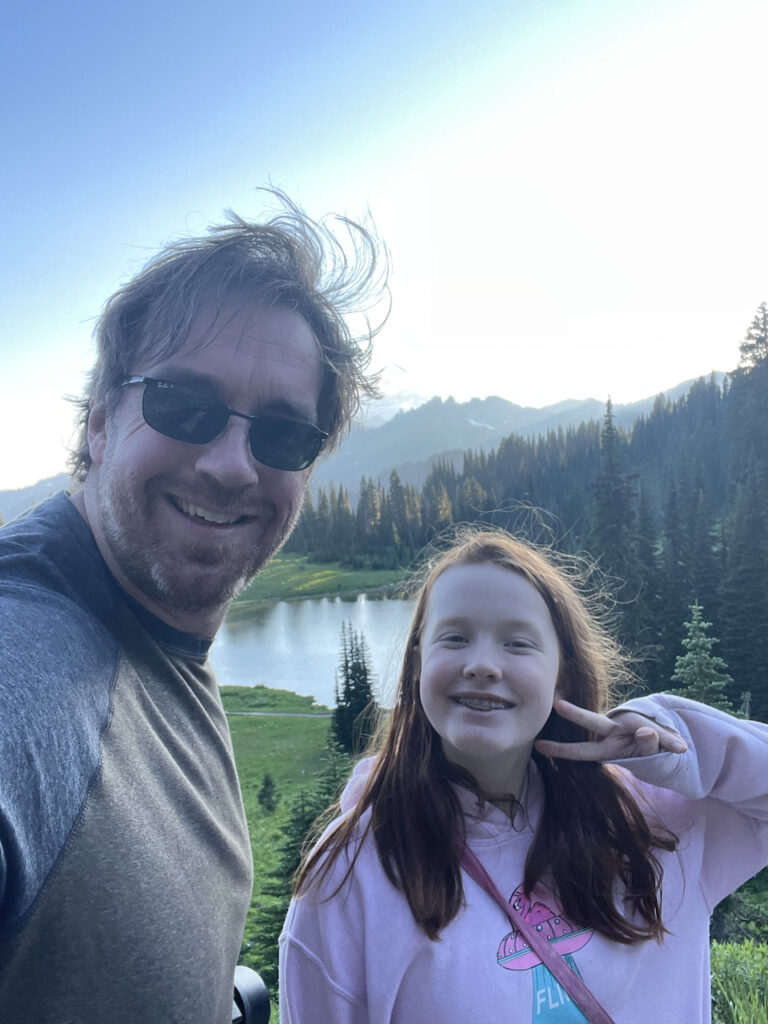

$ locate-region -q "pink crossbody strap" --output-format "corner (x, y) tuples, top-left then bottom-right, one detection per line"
(460, 846), (615, 1024)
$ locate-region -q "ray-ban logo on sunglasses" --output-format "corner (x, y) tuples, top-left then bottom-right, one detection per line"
(122, 376), (327, 472)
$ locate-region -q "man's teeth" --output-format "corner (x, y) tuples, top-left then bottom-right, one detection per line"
(455, 697), (512, 711)
(177, 499), (241, 525)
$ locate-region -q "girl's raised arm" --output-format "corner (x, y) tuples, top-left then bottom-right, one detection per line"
(538, 693), (768, 906)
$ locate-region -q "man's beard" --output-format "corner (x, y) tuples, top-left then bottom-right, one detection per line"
(97, 474), (294, 618)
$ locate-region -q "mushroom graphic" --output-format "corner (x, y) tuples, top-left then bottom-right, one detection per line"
(497, 882), (592, 1021)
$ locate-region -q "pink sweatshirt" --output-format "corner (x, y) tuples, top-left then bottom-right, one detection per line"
(279, 695), (768, 1023)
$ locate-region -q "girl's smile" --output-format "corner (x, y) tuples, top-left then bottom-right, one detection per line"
(419, 562), (561, 796)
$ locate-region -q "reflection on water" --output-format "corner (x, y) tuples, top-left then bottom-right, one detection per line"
(209, 593), (416, 708)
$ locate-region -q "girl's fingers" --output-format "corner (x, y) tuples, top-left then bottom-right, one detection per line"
(634, 726), (660, 757)
(658, 730), (687, 753)
(613, 712), (688, 754)
(534, 737), (610, 760)
(553, 699), (615, 734)
(539, 700), (688, 761)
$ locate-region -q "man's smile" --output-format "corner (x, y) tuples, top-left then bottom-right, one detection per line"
(172, 496), (255, 526)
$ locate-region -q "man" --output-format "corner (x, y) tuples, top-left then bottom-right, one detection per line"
(0, 193), (386, 1022)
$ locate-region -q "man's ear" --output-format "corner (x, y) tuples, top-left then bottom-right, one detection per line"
(87, 402), (108, 466)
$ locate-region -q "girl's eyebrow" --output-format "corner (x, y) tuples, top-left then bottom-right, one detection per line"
(429, 615), (471, 631)
(431, 615), (544, 635)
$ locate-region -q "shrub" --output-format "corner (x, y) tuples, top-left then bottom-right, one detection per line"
(711, 941), (768, 1023)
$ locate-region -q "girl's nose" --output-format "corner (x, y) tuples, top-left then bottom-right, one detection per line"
(462, 644), (502, 680)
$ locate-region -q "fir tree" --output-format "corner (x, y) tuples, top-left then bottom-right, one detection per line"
(656, 479), (690, 689)
(720, 454), (768, 718)
(592, 400), (636, 569)
(423, 481), (454, 538)
(333, 622), (379, 754)
(738, 301), (768, 369)
(668, 602), (734, 712)
(247, 736), (353, 995)
(314, 488), (332, 560)
(256, 772), (280, 813)
(590, 399), (641, 652)
(633, 486), (662, 679)
(245, 787), (323, 993)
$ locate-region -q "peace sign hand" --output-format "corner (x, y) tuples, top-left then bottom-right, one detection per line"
(534, 699), (688, 762)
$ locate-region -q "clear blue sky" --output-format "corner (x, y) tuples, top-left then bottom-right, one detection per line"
(1, 0), (766, 490)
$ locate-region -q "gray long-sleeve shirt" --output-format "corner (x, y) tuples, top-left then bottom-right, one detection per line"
(0, 493), (252, 1022)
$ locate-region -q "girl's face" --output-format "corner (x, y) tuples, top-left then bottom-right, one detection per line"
(418, 562), (561, 796)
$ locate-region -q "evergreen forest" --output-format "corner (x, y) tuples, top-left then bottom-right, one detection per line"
(286, 303), (768, 719)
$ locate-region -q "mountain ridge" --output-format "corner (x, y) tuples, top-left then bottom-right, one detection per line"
(309, 375), (723, 498)
(0, 374), (724, 521)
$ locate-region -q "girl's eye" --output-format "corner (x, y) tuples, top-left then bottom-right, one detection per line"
(506, 638), (533, 650)
(440, 634), (467, 645)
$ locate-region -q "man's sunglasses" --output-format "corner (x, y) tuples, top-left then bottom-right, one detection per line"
(122, 376), (327, 472)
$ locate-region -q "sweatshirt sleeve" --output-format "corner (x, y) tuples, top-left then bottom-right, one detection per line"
(609, 693), (768, 906)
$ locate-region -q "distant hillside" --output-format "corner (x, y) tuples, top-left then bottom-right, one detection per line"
(312, 376), (722, 498)
(0, 473), (71, 524)
(0, 375), (721, 522)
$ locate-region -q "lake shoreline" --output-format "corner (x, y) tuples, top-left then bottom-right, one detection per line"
(220, 683), (332, 714)
(230, 579), (401, 612)
(230, 553), (407, 606)
(213, 593), (416, 708)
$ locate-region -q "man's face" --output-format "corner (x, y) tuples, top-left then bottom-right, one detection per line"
(84, 301), (325, 635)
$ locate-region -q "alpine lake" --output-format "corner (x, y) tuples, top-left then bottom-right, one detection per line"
(210, 591), (417, 709)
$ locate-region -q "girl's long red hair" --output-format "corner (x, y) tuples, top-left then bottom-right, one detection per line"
(294, 529), (677, 942)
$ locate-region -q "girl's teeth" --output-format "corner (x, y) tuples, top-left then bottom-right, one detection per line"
(456, 697), (511, 711)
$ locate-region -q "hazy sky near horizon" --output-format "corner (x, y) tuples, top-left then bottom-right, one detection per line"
(1, 0), (766, 491)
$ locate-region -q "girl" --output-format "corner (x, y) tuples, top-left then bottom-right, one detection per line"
(279, 530), (768, 1023)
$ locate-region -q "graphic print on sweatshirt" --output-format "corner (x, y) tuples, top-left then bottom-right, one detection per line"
(496, 882), (593, 1022)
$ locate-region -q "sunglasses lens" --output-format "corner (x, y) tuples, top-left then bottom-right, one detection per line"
(142, 381), (224, 444)
(250, 418), (324, 471)
(136, 378), (324, 470)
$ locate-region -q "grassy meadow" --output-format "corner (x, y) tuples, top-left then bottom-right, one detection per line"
(221, 683), (331, 715)
(224, 685), (333, 1021)
(222, 684), (332, 892)
(229, 552), (404, 610)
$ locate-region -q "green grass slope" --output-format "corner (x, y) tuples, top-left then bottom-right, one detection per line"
(229, 552), (403, 608)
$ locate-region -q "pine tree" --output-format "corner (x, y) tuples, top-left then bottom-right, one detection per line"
(256, 772), (280, 813)
(314, 488), (332, 560)
(423, 481), (454, 538)
(738, 301), (768, 369)
(688, 489), (720, 632)
(387, 470), (409, 550)
(330, 484), (355, 558)
(245, 787), (323, 993)
(633, 486), (662, 677)
(590, 399), (641, 652)
(356, 477), (383, 561)
(656, 479), (690, 689)
(333, 622), (379, 754)
(455, 475), (488, 523)
(720, 454), (768, 718)
(727, 305), (768, 493)
(668, 602), (734, 712)
(247, 736), (353, 995)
